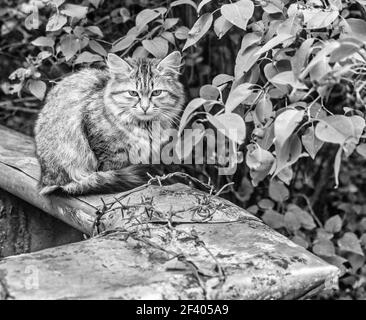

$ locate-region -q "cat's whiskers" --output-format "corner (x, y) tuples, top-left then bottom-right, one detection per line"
(159, 111), (179, 127)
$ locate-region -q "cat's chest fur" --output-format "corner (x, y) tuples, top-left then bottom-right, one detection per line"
(85, 113), (163, 170)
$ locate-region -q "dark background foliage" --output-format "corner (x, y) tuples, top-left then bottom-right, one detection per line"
(1, 0), (366, 299)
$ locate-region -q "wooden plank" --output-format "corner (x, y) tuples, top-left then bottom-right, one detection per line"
(0, 226), (339, 300)
(0, 188), (83, 258)
(0, 126), (99, 234)
(0, 125), (340, 299)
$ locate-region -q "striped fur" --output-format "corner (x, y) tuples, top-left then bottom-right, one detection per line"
(34, 52), (185, 195)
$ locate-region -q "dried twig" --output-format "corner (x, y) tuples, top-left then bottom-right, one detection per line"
(90, 171), (228, 297)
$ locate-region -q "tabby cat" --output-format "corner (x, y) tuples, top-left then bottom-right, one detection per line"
(34, 51), (185, 195)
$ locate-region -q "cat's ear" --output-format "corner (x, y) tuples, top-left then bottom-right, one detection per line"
(157, 51), (182, 74)
(107, 53), (132, 74)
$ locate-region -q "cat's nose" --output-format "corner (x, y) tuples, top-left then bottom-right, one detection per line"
(140, 104), (150, 113)
(140, 97), (150, 113)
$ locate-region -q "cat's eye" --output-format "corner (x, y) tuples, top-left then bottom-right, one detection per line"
(151, 90), (162, 96)
(128, 90), (139, 97)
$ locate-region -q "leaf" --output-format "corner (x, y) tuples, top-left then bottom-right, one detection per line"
(160, 31), (175, 44)
(46, 14), (67, 32)
(32, 36), (54, 48)
(132, 46), (149, 58)
(277, 16), (302, 36)
(300, 41), (340, 79)
(207, 113), (246, 144)
(178, 98), (206, 135)
(291, 38), (315, 78)
(313, 239), (336, 257)
(155, 7), (168, 16)
(225, 83), (252, 113)
(255, 96), (273, 124)
(277, 166), (293, 185)
(142, 37), (169, 58)
(262, 210), (284, 229)
(212, 74), (234, 87)
(269, 71), (294, 86)
(324, 215), (343, 234)
(262, 0), (284, 14)
(73, 26), (85, 39)
(86, 26), (104, 38)
(238, 32), (263, 53)
(356, 143), (366, 158)
(348, 253), (366, 273)
(361, 233), (366, 247)
(302, 7), (339, 29)
(344, 18), (366, 42)
(61, 4), (88, 19)
(136, 9), (161, 31)
(37, 51), (52, 61)
(246, 143), (274, 170)
(221, 0), (254, 30)
(269, 71), (307, 89)
(284, 211), (301, 231)
(287, 204), (316, 230)
(74, 51), (103, 64)
(175, 26), (190, 40)
(329, 0), (343, 10)
(163, 18), (179, 30)
(51, 0), (65, 7)
(315, 115), (365, 145)
(25, 11), (40, 30)
(233, 32), (262, 78)
(256, 123), (275, 150)
(214, 15), (233, 39)
(309, 56), (331, 83)
(269, 179), (289, 202)
(119, 7), (131, 23)
(197, 0), (212, 13)
(183, 13), (213, 51)
(255, 33), (295, 57)
(246, 143), (275, 186)
(170, 0), (198, 10)
(274, 109), (305, 149)
(351, 116), (366, 141)
(60, 35), (80, 61)
(292, 235), (308, 249)
(316, 228), (334, 241)
(89, 40), (107, 57)
(235, 46), (260, 78)
(276, 16), (300, 36)
(28, 80), (46, 100)
(338, 232), (364, 256)
(247, 205), (259, 215)
(274, 135), (305, 176)
(302, 127), (324, 159)
(329, 40), (361, 63)
(111, 34), (136, 53)
(199, 84), (220, 100)
(258, 199), (275, 210)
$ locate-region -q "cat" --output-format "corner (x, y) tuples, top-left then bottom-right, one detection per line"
(34, 51), (185, 195)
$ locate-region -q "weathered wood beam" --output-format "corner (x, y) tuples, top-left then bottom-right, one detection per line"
(0, 188), (83, 258)
(0, 125), (340, 299)
(0, 125), (103, 234)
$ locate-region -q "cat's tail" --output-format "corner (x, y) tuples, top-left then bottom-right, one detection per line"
(39, 165), (163, 196)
